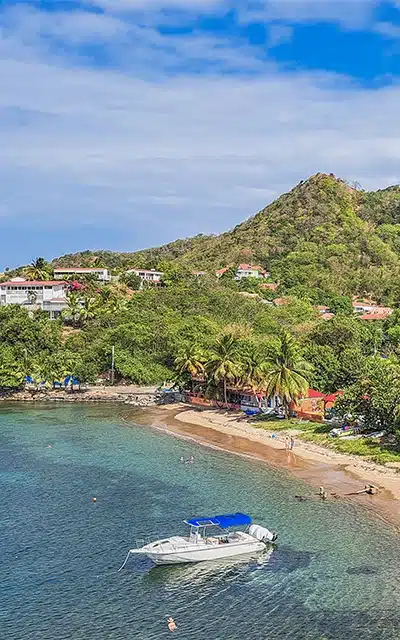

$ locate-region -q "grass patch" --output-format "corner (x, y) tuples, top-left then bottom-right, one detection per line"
(251, 417), (318, 433)
(250, 415), (400, 465)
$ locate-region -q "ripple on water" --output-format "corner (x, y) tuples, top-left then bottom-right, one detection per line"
(0, 403), (400, 640)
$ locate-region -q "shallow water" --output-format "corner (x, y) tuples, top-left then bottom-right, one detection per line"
(1, 403), (400, 639)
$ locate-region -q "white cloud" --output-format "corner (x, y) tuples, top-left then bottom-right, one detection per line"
(0, 1), (399, 265)
(87, 0), (382, 31)
(1, 49), (400, 242)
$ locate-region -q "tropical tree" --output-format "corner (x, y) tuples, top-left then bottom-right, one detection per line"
(62, 291), (83, 328)
(174, 344), (206, 379)
(264, 330), (312, 418)
(24, 257), (52, 281)
(206, 333), (241, 404)
(79, 296), (100, 324)
(240, 344), (268, 408)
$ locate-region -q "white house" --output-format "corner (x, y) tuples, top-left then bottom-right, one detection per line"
(0, 278), (68, 319)
(126, 268), (163, 283)
(54, 267), (110, 282)
(235, 264), (269, 280)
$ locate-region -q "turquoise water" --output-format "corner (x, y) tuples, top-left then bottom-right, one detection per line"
(1, 404), (400, 640)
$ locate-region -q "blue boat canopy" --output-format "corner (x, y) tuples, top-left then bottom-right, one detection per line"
(185, 512), (252, 529)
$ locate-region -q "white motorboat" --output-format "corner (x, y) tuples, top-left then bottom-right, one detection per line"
(119, 512), (277, 567)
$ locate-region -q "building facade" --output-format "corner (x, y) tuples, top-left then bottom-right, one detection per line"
(235, 264), (269, 280)
(126, 268), (163, 283)
(54, 267), (110, 281)
(0, 278), (68, 319)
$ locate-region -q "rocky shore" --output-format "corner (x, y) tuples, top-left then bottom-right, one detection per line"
(0, 384), (176, 407)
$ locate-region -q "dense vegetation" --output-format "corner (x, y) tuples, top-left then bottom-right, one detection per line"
(2, 173), (400, 457)
(43, 173), (400, 305)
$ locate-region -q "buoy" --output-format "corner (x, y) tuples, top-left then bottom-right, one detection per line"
(92, 497), (97, 503)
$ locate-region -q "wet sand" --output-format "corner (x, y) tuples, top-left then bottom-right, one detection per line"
(129, 405), (400, 530)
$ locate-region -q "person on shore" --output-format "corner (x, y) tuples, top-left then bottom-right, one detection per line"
(289, 437), (295, 451)
(167, 617), (177, 632)
(285, 437), (289, 450)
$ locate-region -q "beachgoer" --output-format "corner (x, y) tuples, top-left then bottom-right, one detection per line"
(319, 486), (324, 497)
(179, 456), (184, 462)
(290, 437), (295, 451)
(167, 617), (177, 632)
(285, 437), (289, 450)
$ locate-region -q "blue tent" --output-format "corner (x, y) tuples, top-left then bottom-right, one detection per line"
(185, 512), (252, 529)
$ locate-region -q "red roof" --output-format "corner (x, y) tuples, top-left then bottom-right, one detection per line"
(324, 391), (343, 404)
(128, 269), (163, 275)
(307, 389), (326, 398)
(54, 267), (106, 272)
(358, 313), (390, 321)
(238, 264), (265, 272)
(316, 305), (329, 311)
(216, 267), (228, 276)
(321, 312), (335, 320)
(0, 280), (67, 287)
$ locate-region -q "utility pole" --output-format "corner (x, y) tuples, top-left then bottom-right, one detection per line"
(111, 345), (115, 386)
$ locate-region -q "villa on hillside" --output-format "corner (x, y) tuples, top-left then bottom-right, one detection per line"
(125, 268), (163, 283)
(0, 278), (68, 319)
(235, 264), (269, 280)
(352, 298), (393, 320)
(54, 267), (110, 282)
(215, 264), (270, 280)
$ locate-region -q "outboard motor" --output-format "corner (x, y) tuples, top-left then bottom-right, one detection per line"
(249, 524), (278, 543)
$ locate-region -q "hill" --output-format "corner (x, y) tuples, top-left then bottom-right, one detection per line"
(55, 173), (400, 302)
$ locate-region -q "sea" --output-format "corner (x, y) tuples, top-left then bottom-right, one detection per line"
(1, 403), (400, 640)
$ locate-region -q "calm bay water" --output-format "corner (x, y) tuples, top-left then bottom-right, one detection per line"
(1, 403), (400, 640)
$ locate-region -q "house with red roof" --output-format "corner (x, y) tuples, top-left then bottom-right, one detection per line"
(292, 389), (343, 422)
(0, 278), (68, 319)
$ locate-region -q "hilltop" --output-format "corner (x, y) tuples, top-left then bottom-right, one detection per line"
(53, 173), (400, 302)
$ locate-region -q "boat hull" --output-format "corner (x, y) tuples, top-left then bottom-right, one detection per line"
(143, 540), (266, 565)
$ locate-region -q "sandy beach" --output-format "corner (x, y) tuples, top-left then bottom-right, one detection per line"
(132, 405), (400, 529)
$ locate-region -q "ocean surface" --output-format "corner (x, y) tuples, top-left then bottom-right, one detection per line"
(1, 403), (400, 640)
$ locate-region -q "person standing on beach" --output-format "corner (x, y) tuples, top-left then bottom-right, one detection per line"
(290, 437), (295, 451)
(285, 437), (289, 450)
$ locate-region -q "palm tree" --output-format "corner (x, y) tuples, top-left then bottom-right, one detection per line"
(206, 334), (241, 405)
(24, 257), (52, 281)
(240, 345), (268, 408)
(174, 344), (206, 379)
(264, 330), (312, 418)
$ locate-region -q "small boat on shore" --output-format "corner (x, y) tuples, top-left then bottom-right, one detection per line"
(119, 512), (277, 567)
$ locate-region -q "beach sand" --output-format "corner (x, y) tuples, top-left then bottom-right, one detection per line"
(131, 405), (400, 529)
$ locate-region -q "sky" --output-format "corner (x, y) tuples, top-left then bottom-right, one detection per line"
(1, 0), (400, 268)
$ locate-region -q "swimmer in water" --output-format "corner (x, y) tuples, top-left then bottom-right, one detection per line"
(167, 617), (177, 632)
(179, 456), (184, 462)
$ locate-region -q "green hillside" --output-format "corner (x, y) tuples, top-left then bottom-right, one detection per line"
(53, 173), (400, 303)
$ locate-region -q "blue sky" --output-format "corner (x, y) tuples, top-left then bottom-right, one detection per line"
(1, 0), (400, 268)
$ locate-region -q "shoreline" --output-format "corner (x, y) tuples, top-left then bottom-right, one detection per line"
(131, 405), (400, 530)
(2, 393), (400, 528)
